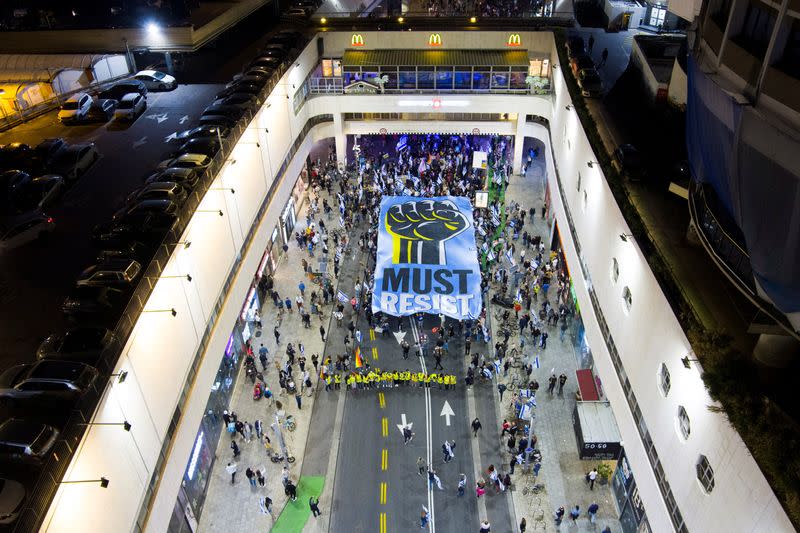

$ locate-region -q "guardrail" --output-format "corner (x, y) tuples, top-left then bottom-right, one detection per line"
(13, 40), (326, 533)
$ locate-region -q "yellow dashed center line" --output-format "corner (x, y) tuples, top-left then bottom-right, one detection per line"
(381, 448), (388, 470)
(381, 417), (388, 437)
(372, 346), (378, 360)
(378, 392), (385, 408)
(380, 512), (387, 533)
(370, 329), (376, 341)
(380, 481), (387, 504)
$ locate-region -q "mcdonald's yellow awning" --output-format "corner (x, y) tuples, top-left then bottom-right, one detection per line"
(342, 49), (529, 67)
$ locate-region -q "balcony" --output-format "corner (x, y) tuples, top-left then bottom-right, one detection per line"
(702, 16), (724, 56)
(762, 65), (800, 115)
(722, 37), (763, 87)
(688, 180), (755, 296)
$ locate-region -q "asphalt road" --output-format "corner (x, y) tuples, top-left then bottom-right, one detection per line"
(330, 311), (513, 532)
(0, 83), (222, 372)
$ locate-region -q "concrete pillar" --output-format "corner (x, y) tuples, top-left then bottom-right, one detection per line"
(333, 113), (346, 166)
(513, 117), (526, 175)
(165, 52), (174, 76)
(753, 333), (800, 368)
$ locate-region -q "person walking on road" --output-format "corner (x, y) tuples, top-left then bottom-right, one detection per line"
(246, 467), (256, 487)
(519, 517), (527, 533)
(259, 496), (274, 518)
(295, 391), (303, 410)
(554, 506), (565, 525)
(498, 382), (507, 402)
(548, 374), (557, 395)
(298, 281), (306, 296)
(259, 344), (269, 370)
(598, 47), (609, 67)
(420, 508), (429, 528)
(457, 473), (467, 496)
(471, 417), (482, 437)
(558, 373), (567, 395)
(417, 456), (427, 476)
(285, 479), (298, 501)
(588, 467), (598, 490)
(479, 520), (491, 532)
(570, 505), (580, 523)
(309, 496), (322, 517)
(403, 426), (415, 444)
(442, 440), (455, 463)
(274, 326), (281, 345)
(588, 502), (599, 523)
(226, 462), (237, 484)
(320, 325), (326, 342)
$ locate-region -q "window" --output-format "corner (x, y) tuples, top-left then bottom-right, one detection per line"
(582, 189), (588, 211)
(677, 406), (691, 440)
(650, 6), (666, 27)
(696, 455), (715, 493)
(778, 20), (800, 79)
(610, 258), (619, 283)
(737, 2), (777, 56)
(658, 363), (670, 396)
(711, 0), (733, 28)
(577, 172), (582, 191)
(622, 286), (632, 313)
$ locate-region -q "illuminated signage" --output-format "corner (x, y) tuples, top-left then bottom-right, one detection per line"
(428, 33), (442, 46)
(187, 431), (204, 480)
(351, 34), (365, 46)
(507, 33), (521, 46)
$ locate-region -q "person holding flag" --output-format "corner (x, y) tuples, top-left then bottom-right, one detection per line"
(354, 346), (364, 369)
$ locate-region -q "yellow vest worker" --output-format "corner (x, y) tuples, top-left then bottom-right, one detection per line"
(411, 373), (419, 384)
(417, 372), (425, 382)
(334, 374), (341, 384)
(437, 375), (444, 385)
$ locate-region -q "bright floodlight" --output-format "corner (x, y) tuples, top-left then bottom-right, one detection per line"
(146, 21), (160, 35)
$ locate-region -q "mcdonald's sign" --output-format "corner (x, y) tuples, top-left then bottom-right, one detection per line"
(351, 33), (365, 46)
(507, 33), (522, 46)
(428, 33), (442, 46)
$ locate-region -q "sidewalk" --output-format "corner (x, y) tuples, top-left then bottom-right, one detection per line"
(199, 173), (342, 532)
(491, 142), (623, 532)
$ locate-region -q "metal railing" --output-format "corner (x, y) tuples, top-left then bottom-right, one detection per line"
(13, 41), (329, 533)
(307, 77), (537, 95)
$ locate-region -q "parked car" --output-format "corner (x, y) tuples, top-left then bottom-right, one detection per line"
(175, 137), (221, 158)
(96, 240), (154, 263)
(0, 419), (59, 465)
(33, 138), (67, 166)
(246, 56), (282, 72)
(198, 114), (239, 129)
(201, 104), (246, 121)
(126, 181), (188, 207)
(10, 175), (65, 211)
(0, 212), (54, 252)
(570, 53), (595, 76)
(47, 143), (99, 181)
(252, 48), (286, 60)
(133, 70), (177, 91)
(92, 212), (179, 247)
(286, 7), (310, 17)
(58, 93), (93, 123)
(0, 143), (33, 171)
(114, 198), (179, 222)
(613, 144), (646, 181)
(577, 68), (604, 97)
(566, 35), (585, 59)
(225, 76), (268, 90)
(0, 170), (31, 193)
(215, 83), (263, 101)
(145, 167), (200, 189)
(156, 153), (212, 171)
(61, 285), (126, 319)
(36, 327), (117, 362)
(114, 93), (147, 122)
(87, 99), (117, 122)
(212, 93), (259, 109)
(98, 80), (147, 101)
(174, 125), (229, 143)
(233, 67), (274, 81)
(0, 478), (25, 524)
(76, 258), (143, 289)
(262, 42), (291, 55)
(0, 360), (98, 403)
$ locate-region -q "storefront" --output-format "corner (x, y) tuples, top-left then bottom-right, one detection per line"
(279, 173), (309, 245)
(612, 449), (652, 533)
(169, 332), (245, 533)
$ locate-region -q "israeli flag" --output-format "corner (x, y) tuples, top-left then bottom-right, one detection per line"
(533, 355), (540, 369)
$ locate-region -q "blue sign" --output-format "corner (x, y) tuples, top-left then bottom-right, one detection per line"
(372, 196), (481, 320)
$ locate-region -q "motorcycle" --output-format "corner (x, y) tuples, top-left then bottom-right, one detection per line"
(491, 293), (515, 309)
(269, 450), (296, 463)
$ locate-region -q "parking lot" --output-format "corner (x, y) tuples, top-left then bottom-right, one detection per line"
(0, 83), (223, 376)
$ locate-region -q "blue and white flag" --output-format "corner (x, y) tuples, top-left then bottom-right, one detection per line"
(372, 196), (481, 320)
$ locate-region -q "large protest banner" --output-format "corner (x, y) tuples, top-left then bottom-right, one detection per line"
(372, 196), (481, 319)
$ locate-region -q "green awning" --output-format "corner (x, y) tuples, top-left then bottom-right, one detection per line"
(342, 49), (529, 67)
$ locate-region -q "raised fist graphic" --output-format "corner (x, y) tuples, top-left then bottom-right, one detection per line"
(385, 199), (468, 265)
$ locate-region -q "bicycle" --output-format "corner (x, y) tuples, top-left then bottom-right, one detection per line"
(522, 481), (546, 496)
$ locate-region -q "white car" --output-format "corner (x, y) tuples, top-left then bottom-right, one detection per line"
(133, 70), (177, 91)
(0, 212), (55, 251)
(156, 153), (212, 170)
(114, 93), (147, 122)
(58, 92), (92, 123)
(48, 143), (99, 181)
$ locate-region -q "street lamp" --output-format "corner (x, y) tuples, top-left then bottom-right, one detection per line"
(619, 233), (633, 243)
(146, 21), (160, 35)
(143, 308), (178, 317)
(197, 209), (224, 217)
(681, 355), (700, 369)
(111, 370), (128, 383)
(587, 160), (599, 168)
(79, 421), (132, 431)
(147, 274), (192, 282)
(60, 477), (110, 488)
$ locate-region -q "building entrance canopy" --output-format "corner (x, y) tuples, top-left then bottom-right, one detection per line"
(342, 49), (530, 67)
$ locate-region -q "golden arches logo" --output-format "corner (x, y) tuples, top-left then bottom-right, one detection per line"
(507, 33), (521, 46)
(428, 33), (442, 46)
(351, 33), (365, 46)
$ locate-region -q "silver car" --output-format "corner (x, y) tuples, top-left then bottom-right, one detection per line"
(0, 212), (55, 252)
(0, 360), (98, 403)
(114, 93), (147, 122)
(48, 143), (99, 181)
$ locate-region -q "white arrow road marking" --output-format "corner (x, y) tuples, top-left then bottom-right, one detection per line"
(179, 115), (189, 124)
(393, 329), (406, 345)
(132, 136), (147, 149)
(396, 413), (412, 435)
(440, 400), (454, 426)
(164, 132), (178, 143)
(145, 112), (169, 123)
